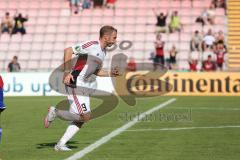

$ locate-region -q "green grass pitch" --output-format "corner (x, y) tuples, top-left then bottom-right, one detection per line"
(0, 96), (240, 160)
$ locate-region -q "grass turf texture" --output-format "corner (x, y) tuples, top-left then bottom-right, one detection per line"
(0, 96), (240, 160)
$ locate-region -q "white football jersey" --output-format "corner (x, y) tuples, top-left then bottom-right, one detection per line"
(72, 40), (106, 62)
(71, 40), (106, 89)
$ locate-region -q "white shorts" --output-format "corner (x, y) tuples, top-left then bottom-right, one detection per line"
(65, 86), (91, 115)
(65, 75), (97, 115)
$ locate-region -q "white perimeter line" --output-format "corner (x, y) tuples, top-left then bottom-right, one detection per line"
(65, 98), (176, 160)
(169, 107), (240, 111)
(125, 125), (240, 132)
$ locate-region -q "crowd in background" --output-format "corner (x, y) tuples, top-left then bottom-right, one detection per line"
(150, 0), (227, 72)
(68, 0), (117, 14)
(0, 0), (227, 72)
(1, 12), (28, 36)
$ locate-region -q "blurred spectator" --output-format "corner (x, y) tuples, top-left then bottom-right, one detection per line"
(82, 0), (92, 9)
(106, 0), (116, 9)
(189, 59), (198, 71)
(204, 4), (216, 25)
(1, 12), (13, 34)
(93, 0), (104, 8)
(203, 29), (216, 51)
(149, 51), (155, 62)
(7, 56), (21, 72)
(191, 30), (203, 52)
(214, 42), (226, 71)
(196, 4), (216, 26)
(154, 34), (165, 70)
(169, 45), (178, 70)
(212, 0), (226, 11)
(215, 30), (225, 43)
(69, 0), (80, 14)
(202, 55), (216, 71)
(212, 42), (218, 53)
(169, 11), (182, 33)
(195, 15), (205, 27)
(153, 9), (168, 33)
(126, 57), (136, 71)
(11, 13), (28, 35)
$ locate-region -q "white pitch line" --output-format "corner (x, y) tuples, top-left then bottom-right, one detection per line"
(65, 98), (176, 160)
(125, 125), (240, 132)
(169, 107), (240, 111)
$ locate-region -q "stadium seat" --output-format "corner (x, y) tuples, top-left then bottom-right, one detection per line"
(54, 42), (65, 51)
(51, 60), (62, 68)
(42, 43), (54, 51)
(46, 25), (57, 33)
(193, 0), (209, 8)
(52, 52), (63, 60)
(41, 52), (52, 60)
(40, 1), (50, 9)
(38, 10), (49, 17)
(216, 8), (225, 16)
(176, 51), (189, 61)
(32, 43), (43, 51)
(10, 34), (22, 43)
(181, 0), (192, 8)
(69, 17), (81, 25)
(20, 60), (28, 71)
(170, 0), (181, 8)
(159, 0), (170, 8)
(0, 43), (8, 51)
(169, 33), (179, 42)
(44, 34), (56, 42)
(29, 52), (41, 60)
(21, 43), (32, 51)
(0, 34), (11, 42)
(29, 1), (40, 9)
(179, 42), (190, 51)
(180, 33), (191, 42)
(22, 34), (33, 42)
(68, 25), (79, 33)
(18, 52), (30, 61)
(35, 25), (46, 33)
(28, 60), (39, 70)
(6, 52), (18, 60)
(8, 43), (20, 51)
(191, 51), (201, 60)
(49, 10), (60, 17)
(33, 34), (45, 42)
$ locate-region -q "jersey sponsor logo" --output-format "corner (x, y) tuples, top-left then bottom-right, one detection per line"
(82, 41), (98, 49)
(75, 46), (81, 52)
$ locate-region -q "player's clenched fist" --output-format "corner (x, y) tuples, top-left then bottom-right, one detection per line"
(111, 67), (122, 76)
(63, 72), (74, 85)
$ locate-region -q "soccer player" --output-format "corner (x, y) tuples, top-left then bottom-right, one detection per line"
(0, 75), (6, 143)
(44, 26), (120, 151)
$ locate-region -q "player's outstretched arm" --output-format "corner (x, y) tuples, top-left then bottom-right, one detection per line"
(97, 67), (121, 77)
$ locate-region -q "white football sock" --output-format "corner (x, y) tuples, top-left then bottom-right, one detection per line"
(58, 124), (79, 146)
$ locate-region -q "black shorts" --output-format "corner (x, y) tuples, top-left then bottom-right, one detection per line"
(169, 56), (176, 64)
(217, 63), (223, 68)
(154, 55), (164, 65)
